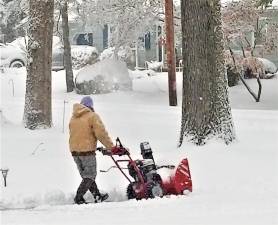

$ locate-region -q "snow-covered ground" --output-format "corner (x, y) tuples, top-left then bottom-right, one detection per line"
(0, 68), (278, 225)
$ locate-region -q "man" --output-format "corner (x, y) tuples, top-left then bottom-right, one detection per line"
(69, 96), (114, 204)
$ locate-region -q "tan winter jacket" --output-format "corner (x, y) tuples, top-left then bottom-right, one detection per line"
(69, 103), (114, 153)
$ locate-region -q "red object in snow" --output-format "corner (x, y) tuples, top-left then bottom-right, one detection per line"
(99, 138), (193, 200)
(162, 158), (192, 194)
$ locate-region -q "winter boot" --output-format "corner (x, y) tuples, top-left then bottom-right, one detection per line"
(74, 178), (94, 204)
(89, 181), (109, 203)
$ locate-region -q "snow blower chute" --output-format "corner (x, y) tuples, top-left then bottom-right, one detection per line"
(97, 138), (192, 200)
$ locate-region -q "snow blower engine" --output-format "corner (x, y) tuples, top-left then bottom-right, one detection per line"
(98, 138), (192, 200)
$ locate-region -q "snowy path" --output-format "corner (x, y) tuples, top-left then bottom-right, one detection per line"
(1, 110), (278, 225)
(2, 193), (277, 225)
(1, 69), (278, 225)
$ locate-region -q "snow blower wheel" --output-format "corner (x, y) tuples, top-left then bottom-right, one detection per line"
(126, 183), (136, 200)
(146, 182), (163, 198)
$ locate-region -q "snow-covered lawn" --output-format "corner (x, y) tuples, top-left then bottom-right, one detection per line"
(0, 68), (277, 225)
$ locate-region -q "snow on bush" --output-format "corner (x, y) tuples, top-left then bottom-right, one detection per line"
(242, 56), (265, 78)
(71, 45), (99, 69)
(129, 69), (156, 80)
(75, 59), (132, 94)
(145, 61), (163, 71)
(100, 47), (132, 62)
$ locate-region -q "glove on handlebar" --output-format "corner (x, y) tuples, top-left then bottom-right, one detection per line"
(97, 146), (129, 156)
(111, 146), (129, 156)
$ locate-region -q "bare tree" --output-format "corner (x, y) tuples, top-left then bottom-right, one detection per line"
(23, 0), (54, 129)
(179, 0), (235, 146)
(0, 0), (27, 42)
(60, 0), (74, 92)
(222, 0), (278, 102)
(75, 0), (164, 55)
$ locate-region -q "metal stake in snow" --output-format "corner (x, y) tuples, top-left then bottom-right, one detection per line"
(9, 79), (14, 97)
(1, 168), (9, 187)
(62, 100), (68, 133)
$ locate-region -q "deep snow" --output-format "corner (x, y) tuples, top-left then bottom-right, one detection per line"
(0, 68), (278, 225)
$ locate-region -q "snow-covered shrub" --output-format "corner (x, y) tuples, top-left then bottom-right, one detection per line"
(128, 69), (156, 80)
(224, 50), (244, 72)
(71, 45), (99, 69)
(145, 61), (163, 72)
(224, 50), (241, 86)
(99, 48), (114, 61)
(226, 65), (240, 87)
(242, 57), (265, 78)
(99, 47), (135, 69)
(100, 47), (132, 62)
(75, 59), (132, 94)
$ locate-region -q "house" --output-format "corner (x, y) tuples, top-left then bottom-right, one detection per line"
(67, 20), (170, 69)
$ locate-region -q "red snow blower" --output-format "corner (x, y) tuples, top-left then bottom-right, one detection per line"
(97, 138), (192, 200)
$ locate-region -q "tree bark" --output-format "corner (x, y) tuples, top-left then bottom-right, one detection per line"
(24, 0), (54, 129)
(165, 0), (177, 106)
(61, 0), (74, 92)
(179, 0), (235, 145)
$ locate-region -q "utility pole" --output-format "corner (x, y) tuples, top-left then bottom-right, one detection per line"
(165, 0), (177, 106)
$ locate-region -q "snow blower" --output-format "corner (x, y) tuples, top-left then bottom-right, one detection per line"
(97, 138), (192, 200)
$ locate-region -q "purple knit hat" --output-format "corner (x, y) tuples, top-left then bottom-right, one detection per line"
(80, 96), (93, 108)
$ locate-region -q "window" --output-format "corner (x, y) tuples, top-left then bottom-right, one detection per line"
(145, 32), (151, 50)
(103, 25), (109, 49)
(76, 33), (93, 46)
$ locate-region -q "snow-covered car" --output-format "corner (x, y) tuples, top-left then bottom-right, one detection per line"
(0, 43), (26, 68)
(225, 50), (277, 78)
(257, 57), (277, 74)
(0, 36), (62, 69)
(0, 36), (98, 71)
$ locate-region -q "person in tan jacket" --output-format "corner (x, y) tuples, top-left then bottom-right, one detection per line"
(69, 96), (114, 204)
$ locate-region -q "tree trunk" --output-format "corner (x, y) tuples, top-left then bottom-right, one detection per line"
(179, 0), (235, 146)
(23, 0), (54, 129)
(61, 0), (74, 92)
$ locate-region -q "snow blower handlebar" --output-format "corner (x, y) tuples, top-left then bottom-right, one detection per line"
(97, 138), (130, 156)
(96, 146), (129, 156)
(96, 138), (134, 183)
(99, 166), (128, 173)
(116, 137), (123, 148)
